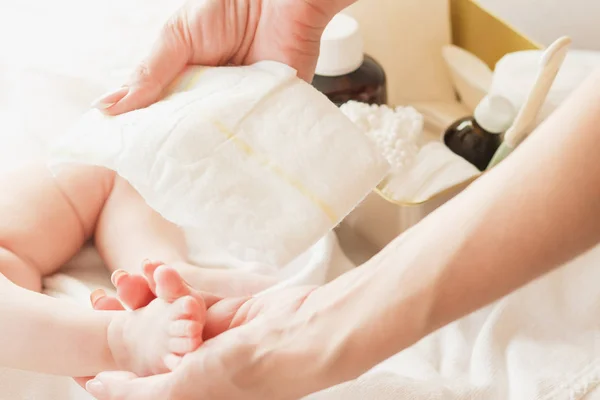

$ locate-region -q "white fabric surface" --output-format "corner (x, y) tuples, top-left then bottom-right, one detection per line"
(50, 61), (388, 268)
(490, 50), (600, 128)
(1, 0), (600, 399)
(309, 234), (600, 399)
(379, 142), (480, 203)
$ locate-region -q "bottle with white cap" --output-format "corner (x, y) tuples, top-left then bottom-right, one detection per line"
(443, 94), (516, 171)
(312, 13), (387, 106)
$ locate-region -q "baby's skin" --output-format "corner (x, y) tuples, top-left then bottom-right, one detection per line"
(0, 258), (205, 378)
(107, 295), (205, 376)
(106, 261), (206, 376)
(0, 163), (274, 378)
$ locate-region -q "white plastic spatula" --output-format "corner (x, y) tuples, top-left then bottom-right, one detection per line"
(486, 36), (572, 170)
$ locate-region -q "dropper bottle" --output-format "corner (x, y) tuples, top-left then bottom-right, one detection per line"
(443, 94), (515, 171)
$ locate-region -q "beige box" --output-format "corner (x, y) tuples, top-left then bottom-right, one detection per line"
(342, 0), (539, 252)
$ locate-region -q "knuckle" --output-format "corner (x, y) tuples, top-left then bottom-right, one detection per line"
(132, 62), (152, 83)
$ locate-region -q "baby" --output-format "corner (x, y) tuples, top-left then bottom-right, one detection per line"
(0, 162), (275, 378)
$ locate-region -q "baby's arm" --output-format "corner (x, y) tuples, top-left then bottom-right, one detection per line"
(0, 273), (203, 377)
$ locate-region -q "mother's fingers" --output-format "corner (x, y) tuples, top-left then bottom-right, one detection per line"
(86, 371), (172, 400)
(96, 13), (192, 116)
(203, 297), (251, 339)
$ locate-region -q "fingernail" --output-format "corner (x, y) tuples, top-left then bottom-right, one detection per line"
(90, 289), (106, 307)
(91, 86), (129, 109)
(86, 379), (107, 398)
(111, 269), (128, 287)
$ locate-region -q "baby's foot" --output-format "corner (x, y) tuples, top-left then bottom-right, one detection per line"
(107, 295), (205, 376)
(153, 265), (253, 340)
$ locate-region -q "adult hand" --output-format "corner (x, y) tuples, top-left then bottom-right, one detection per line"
(85, 264), (378, 399)
(93, 0), (348, 115)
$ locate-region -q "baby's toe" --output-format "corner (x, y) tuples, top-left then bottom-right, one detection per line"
(169, 320), (203, 338)
(172, 296), (203, 320)
(114, 273), (155, 310)
(142, 260), (164, 292)
(169, 337), (201, 355)
(155, 265), (192, 302)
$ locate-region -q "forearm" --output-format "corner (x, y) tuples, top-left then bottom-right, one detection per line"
(0, 275), (117, 376)
(300, 68), (600, 389)
(346, 69), (600, 371)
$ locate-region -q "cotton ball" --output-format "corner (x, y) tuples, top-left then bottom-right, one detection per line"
(340, 101), (423, 171)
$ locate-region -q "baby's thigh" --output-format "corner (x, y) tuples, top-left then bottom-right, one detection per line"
(0, 162), (115, 275)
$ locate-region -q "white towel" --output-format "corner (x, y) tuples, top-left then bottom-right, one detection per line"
(490, 49), (600, 128)
(50, 61), (389, 267)
(308, 233), (600, 400)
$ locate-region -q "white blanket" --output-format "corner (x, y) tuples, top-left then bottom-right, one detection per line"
(310, 241), (600, 400)
(1, 0), (600, 399)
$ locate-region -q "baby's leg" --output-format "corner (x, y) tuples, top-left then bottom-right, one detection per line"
(0, 164), (202, 376)
(0, 163), (114, 291)
(0, 273), (203, 377)
(95, 177), (277, 297)
(94, 175), (187, 269)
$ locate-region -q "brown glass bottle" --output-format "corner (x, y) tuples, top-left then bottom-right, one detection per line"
(312, 55), (387, 106)
(443, 94), (516, 171)
(311, 13), (388, 106)
(443, 117), (502, 171)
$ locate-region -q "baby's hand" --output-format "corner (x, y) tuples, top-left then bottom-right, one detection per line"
(107, 295), (205, 376)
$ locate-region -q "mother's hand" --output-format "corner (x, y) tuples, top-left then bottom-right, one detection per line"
(94, 0), (344, 116)
(86, 264), (374, 399)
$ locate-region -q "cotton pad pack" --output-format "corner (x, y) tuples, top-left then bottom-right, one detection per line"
(50, 61), (389, 267)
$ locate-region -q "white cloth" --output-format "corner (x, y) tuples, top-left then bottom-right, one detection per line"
(378, 141), (480, 203)
(490, 49), (600, 128)
(50, 62), (388, 267)
(309, 237), (600, 400)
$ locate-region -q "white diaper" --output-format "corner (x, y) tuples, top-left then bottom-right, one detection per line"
(50, 61), (388, 267)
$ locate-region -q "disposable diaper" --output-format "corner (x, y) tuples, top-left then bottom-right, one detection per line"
(50, 61), (389, 267)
